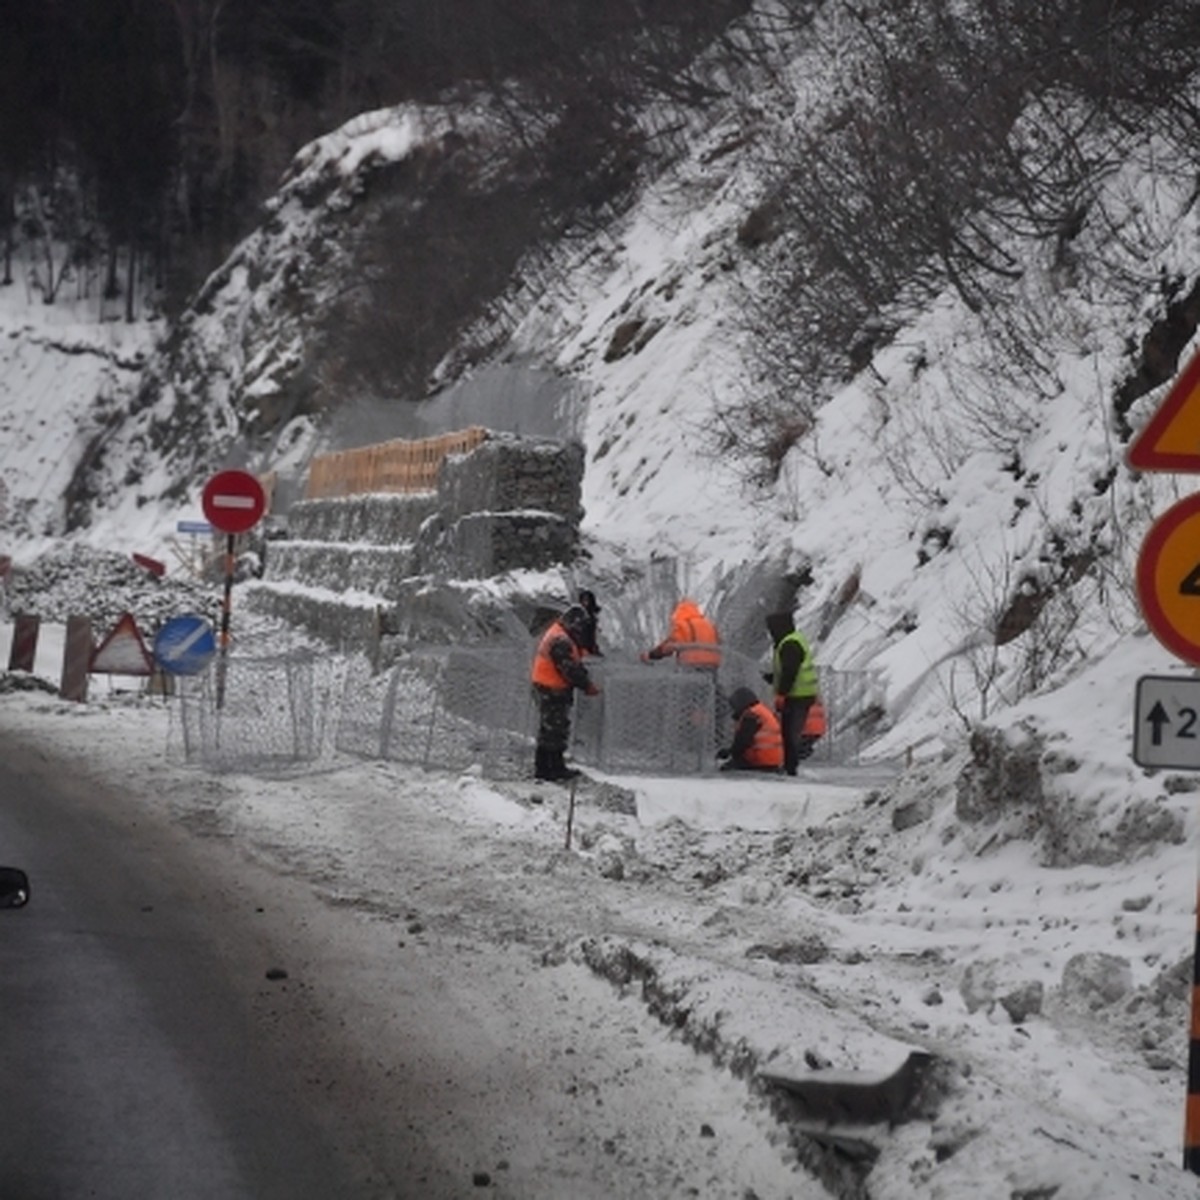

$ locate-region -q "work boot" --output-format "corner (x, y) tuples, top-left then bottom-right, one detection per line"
(549, 751), (580, 782)
(534, 747), (554, 781)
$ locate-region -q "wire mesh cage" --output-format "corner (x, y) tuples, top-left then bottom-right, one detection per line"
(176, 651), (341, 773)
(334, 655), (402, 759)
(572, 663), (719, 774)
(333, 646), (538, 779)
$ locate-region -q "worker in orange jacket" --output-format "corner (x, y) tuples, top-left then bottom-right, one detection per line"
(717, 687), (784, 772)
(797, 696), (827, 761)
(641, 598), (721, 670)
(530, 604), (601, 782)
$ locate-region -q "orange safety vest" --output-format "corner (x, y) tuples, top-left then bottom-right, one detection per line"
(663, 601), (721, 669)
(802, 698), (827, 737)
(531, 622), (578, 691)
(741, 701), (784, 768)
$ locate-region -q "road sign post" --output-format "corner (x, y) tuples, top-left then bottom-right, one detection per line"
(153, 614), (218, 677)
(1132, 675), (1200, 769)
(1136, 494), (1200, 668)
(201, 470), (267, 709)
(1129, 347), (1200, 472)
(1128, 346), (1200, 1173)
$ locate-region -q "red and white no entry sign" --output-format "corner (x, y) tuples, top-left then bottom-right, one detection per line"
(201, 470), (267, 535)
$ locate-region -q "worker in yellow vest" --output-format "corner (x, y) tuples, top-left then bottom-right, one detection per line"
(765, 611), (820, 775)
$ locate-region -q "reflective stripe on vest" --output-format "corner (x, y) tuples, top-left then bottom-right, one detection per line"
(774, 631), (818, 698)
(531, 622), (577, 690)
(743, 701), (784, 768)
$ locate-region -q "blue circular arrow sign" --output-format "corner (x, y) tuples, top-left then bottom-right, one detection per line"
(154, 614), (218, 676)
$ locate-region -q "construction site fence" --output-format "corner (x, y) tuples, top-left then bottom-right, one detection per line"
(172, 643), (883, 779)
(171, 652), (343, 773)
(305, 427), (489, 499)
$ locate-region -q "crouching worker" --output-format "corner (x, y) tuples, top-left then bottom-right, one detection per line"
(716, 687), (783, 773)
(530, 604), (601, 783)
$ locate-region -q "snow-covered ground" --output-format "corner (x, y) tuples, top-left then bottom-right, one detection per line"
(2, 618), (1197, 1198)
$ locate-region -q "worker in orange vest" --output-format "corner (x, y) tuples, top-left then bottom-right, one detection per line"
(530, 604), (601, 782)
(641, 598), (721, 670)
(797, 696), (827, 761)
(717, 687), (784, 772)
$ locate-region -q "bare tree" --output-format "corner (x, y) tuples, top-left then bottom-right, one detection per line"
(715, 0), (1200, 482)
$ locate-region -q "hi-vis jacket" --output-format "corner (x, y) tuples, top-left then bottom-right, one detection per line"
(735, 701), (784, 768)
(802, 697), (827, 737)
(648, 599), (721, 669)
(773, 630), (819, 699)
(531, 621), (590, 692)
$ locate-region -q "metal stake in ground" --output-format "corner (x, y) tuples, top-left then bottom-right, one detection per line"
(200, 470), (267, 711)
(564, 776), (578, 850)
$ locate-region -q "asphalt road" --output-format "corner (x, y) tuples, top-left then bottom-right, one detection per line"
(0, 712), (829, 1200)
(0, 734), (413, 1200)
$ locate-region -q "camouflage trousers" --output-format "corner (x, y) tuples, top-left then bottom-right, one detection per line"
(533, 685), (575, 754)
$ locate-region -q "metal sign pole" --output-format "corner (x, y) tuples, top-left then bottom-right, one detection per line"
(1187, 878), (1200, 1172)
(201, 469), (267, 713)
(1127, 349), (1200, 1175)
(215, 533), (235, 710)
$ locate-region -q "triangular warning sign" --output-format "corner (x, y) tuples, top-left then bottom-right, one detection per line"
(90, 612), (154, 676)
(1128, 346), (1200, 472)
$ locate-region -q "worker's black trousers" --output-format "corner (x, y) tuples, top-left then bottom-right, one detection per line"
(780, 696), (815, 775)
(533, 686), (574, 779)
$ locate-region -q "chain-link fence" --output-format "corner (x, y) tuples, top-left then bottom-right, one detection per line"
(176, 641), (883, 779)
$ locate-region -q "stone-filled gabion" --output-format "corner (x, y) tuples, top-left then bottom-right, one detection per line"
(248, 432), (585, 650)
(437, 435), (584, 525)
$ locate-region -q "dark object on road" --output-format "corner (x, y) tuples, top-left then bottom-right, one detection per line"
(0, 866), (29, 907)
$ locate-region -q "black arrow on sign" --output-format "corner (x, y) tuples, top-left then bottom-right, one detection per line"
(1147, 700), (1171, 746)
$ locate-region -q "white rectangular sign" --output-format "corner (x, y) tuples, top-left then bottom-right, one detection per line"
(1133, 674), (1200, 769)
